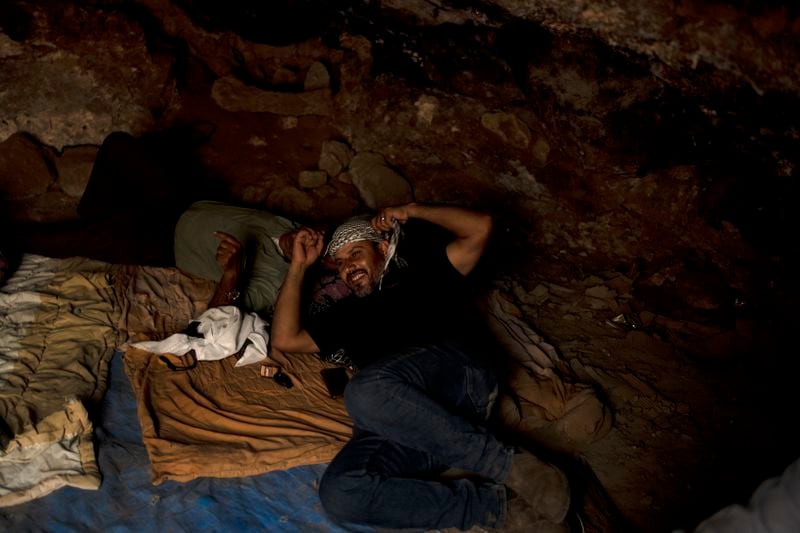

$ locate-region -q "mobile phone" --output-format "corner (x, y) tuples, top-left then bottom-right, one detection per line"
(321, 367), (349, 399)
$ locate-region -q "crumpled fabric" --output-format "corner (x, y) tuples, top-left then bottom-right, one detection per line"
(379, 220), (401, 289)
(132, 306), (268, 367)
(484, 289), (612, 450)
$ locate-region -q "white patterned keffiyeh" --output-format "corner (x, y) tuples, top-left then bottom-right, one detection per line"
(326, 215), (401, 289)
(326, 215), (384, 257)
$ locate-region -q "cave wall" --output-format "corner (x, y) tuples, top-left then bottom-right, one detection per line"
(2, 0), (797, 330)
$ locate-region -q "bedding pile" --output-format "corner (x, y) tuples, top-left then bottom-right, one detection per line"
(1, 253), (352, 507)
(0, 251), (610, 516)
(0, 255), (120, 506)
(0, 348), (352, 532)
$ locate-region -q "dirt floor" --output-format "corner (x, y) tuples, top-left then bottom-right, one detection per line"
(518, 265), (799, 532)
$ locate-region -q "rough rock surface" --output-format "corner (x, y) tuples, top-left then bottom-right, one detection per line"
(0, 3), (178, 150)
(348, 151), (414, 209)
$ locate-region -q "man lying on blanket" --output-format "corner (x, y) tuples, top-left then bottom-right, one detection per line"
(174, 200), (300, 314)
(270, 203), (573, 532)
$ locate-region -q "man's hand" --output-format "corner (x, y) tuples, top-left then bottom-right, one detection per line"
(290, 227), (324, 268)
(209, 231), (243, 308)
(213, 231), (242, 274)
(372, 203), (415, 232)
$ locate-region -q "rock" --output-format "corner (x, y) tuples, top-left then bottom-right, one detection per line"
(310, 186), (360, 219)
(0, 132), (54, 202)
(11, 190), (78, 223)
(480, 112), (531, 149)
(266, 186), (314, 216)
(585, 285), (617, 300)
(0, 4), (176, 149)
(304, 61), (330, 91)
(56, 145), (99, 198)
(280, 117), (299, 129)
(273, 67), (299, 86)
(532, 137), (550, 166)
(318, 140), (354, 177)
(530, 284), (551, 304)
(247, 136), (268, 147)
(239, 184), (269, 204)
(414, 95), (438, 127)
(348, 152), (414, 209)
(298, 170), (328, 189)
(212, 76), (333, 116)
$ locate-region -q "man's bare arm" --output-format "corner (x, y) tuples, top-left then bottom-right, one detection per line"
(208, 231), (243, 308)
(373, 203), (493, 275)
(271, 229), (322, 354)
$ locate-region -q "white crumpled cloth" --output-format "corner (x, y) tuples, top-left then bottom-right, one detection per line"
(132, 306), (269, 367)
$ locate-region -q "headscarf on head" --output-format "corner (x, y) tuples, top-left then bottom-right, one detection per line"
(326, 214), (402, 290)
(326, 215), (384, 257)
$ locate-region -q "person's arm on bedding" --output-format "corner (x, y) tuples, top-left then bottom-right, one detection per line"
(271, 228), (322, 353)
(208, 231), (243, 308)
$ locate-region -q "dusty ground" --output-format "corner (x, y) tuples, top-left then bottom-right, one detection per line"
(515, 265), (799, 532)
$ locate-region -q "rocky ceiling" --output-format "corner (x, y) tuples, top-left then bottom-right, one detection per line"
(1, 0), (799, 530)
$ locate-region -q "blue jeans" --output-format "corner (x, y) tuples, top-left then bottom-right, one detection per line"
(318, 343), (512, 530)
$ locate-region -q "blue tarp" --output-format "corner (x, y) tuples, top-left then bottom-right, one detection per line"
(0, 352), (359, 532)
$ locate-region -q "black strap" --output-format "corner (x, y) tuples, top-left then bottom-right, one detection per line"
(159, 350), (198, 371)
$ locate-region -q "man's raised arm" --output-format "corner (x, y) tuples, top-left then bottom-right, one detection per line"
(372, 203), (493, 275)
(270, 228), (322, 354)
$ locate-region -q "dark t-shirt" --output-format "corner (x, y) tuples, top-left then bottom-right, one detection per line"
(306, 222), (491, 370)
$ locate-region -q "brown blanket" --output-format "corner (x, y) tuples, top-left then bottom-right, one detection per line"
(122, 346), (352, 484)
(113, 262), (352, 484)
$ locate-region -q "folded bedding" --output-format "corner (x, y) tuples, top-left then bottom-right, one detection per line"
(0, 350), (353, 532)
(0, 255), (120, 506)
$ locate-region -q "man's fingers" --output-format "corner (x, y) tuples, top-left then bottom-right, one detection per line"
(213, 231), (243, 270)
(372, 212), (388, 230)
(214, 231), (243, 250)
(372, 212), (393, 231)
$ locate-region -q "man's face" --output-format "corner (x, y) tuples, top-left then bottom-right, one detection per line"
(333, 240), (387, 297)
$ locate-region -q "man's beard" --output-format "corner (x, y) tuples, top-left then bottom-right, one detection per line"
(352, 284), (376, 297)
(347, 268), (378, 297)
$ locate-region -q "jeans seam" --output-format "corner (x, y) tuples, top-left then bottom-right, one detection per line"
(495, 483), (508, 528)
